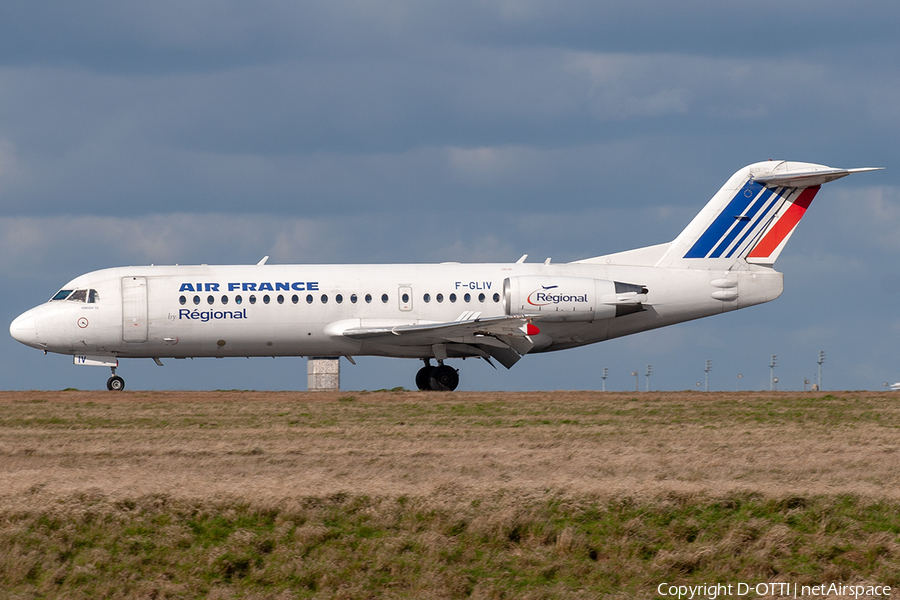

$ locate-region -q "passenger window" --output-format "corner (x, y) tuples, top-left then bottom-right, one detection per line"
(436, 293), (444, 303)
(350, 294), (358, 304)
(193, 295), (201, 305)
(381, 293), (389, 303)
(321, 294), (328, 304)
(449, 293), (457, 303)
(68, 290), (87, 302)
(236, 295), (243, 304)
(221, 295), (229, 305)
(478, 293), (485, 303)
(249, 295), (257, 305)
(493, 293), (500, 303)
(207, 295), (214, 305)
(88, 290), (100, 303)
(336, 294), (343, 304)
(292, 294), (299, 304)
(306, 294), (313, 304)
(277, 295), (284, 304)
(401, 293), (410, 303)
(179, 295), (187, 305)
(51, 290), (73, 301)
(423, 293), (431, 303)
(263, 295), (270, 304)
(464, 293), (471, 303)
(365, 294), (372, 304)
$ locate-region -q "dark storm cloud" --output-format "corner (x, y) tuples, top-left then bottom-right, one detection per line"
(2, 47), (895, 218)
(0, 1), (285, 73)
(3, 1), (899, 73)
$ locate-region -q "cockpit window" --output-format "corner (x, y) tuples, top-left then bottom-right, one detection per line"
(50, 288), (100, 303)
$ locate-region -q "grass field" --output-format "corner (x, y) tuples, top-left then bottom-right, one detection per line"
(1, 390), (899, 598)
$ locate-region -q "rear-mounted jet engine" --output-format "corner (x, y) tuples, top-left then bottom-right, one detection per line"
(502, 276), (647, 322)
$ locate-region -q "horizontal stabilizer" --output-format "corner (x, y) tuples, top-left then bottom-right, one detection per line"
(752, 167), (883, 188)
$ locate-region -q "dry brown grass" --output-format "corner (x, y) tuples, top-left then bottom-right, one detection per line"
(2, 390), (899, 598)
(1, 390), (898, 506)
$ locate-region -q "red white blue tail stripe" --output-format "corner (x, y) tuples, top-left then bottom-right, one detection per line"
(683, 182), (817, 262)
(746, 186), (818, 260)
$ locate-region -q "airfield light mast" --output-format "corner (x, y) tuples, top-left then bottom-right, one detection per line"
(601, 367), (608, 392)
(770, 355), (778, 391)
(632, 371), (639, 392)
(645, 364), (653, 392)
(817, 351), (826, 390)
(704, 360), (712, 392)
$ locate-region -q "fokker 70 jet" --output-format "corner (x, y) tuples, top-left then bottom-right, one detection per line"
(10, 161), (879, 391)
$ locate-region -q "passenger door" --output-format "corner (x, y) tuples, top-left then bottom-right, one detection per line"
(122, 276), (148, 343)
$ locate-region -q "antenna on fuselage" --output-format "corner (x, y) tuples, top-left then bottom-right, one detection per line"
(257, 256), (269, 265)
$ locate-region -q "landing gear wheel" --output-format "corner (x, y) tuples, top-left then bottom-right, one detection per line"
(415, 365), (435, 391)
(107, 376), (125, 391)
(429, 365), (459, 391)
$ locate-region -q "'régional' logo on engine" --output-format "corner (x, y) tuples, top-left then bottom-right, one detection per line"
(527, 285), (589, 306)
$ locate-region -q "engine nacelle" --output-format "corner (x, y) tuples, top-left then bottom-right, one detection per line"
(503, 276), (647, 322)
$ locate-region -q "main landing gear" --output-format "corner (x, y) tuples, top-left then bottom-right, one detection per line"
(415, 359), (459, 391)
(107, 366), (125, 391)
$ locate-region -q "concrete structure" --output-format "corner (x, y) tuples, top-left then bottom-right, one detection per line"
(307, 357), (340, 391)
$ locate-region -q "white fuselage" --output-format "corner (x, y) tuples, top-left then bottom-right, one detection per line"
(10, 261), (783, 361)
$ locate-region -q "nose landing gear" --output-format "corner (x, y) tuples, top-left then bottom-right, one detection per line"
(415, 359), (459, 391)
(107, 366), (125, 391)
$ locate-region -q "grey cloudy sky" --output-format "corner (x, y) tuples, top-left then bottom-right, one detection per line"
(1, 1), (898, 391)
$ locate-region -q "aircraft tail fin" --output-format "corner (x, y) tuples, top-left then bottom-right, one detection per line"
(655, 161), (881, 269)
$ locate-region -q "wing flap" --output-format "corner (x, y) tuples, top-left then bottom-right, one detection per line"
(477, 344), (525, 369)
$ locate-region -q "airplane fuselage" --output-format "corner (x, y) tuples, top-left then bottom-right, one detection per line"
(12, 262), (781, 361)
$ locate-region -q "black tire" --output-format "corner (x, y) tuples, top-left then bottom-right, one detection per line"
(107, 376), (125, 391)
(429, 365), (459, 391)
(415, 366), (434, 390)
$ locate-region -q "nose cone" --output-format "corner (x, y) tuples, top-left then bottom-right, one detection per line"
(10, 310), (39, 348)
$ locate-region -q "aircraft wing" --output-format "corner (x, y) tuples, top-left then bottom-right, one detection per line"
(339, 315), (540, 369)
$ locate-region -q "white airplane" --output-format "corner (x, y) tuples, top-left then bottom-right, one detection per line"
(10, 160), (880, 391)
